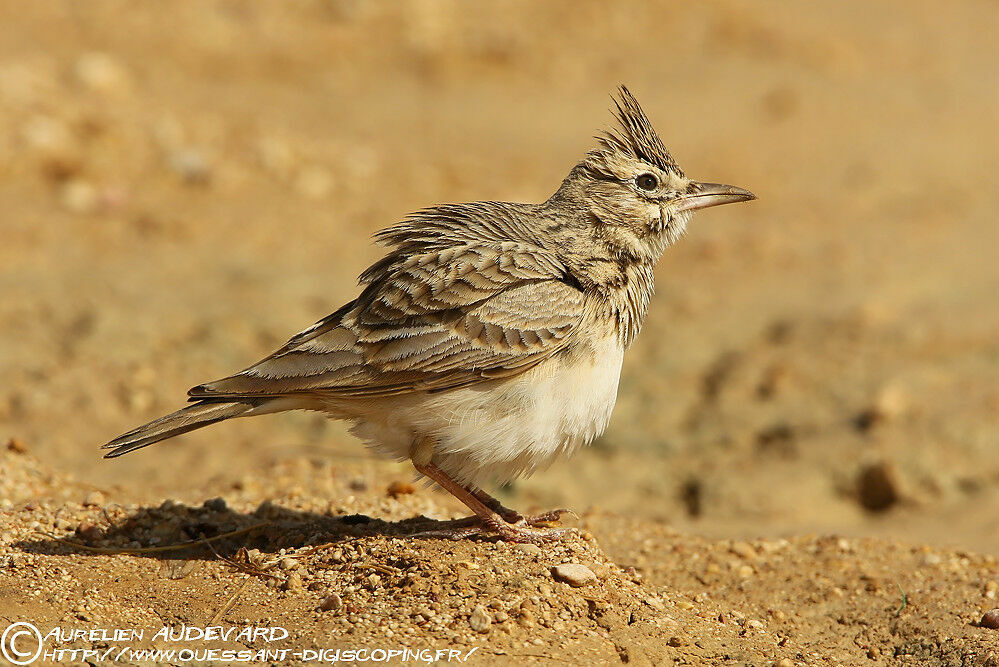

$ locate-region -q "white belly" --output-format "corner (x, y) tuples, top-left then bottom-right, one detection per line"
(345, 337), (626, 487)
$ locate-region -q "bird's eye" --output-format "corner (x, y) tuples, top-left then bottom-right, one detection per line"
(636, 174), (658, 191)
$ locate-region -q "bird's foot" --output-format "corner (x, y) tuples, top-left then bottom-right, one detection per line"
(518, 508), (574, 526)
(482, 516), (575, 544)
(470, 488), (574, 526)
(411, 461), (576, 543)
(412, 515), (573, 544)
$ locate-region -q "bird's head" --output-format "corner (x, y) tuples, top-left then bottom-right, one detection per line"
(551, 86), (755, 266)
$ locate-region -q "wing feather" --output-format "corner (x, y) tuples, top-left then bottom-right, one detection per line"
(189, 241), (586, 400)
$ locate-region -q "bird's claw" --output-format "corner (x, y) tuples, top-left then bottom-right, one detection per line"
(520, 507), (575, 526)
(409, 511), (575, 544)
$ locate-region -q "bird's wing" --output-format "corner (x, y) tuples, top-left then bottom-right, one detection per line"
(188, 242), (586, 399)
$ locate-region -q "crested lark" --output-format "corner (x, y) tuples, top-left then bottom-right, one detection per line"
(103, 87), (754, 542)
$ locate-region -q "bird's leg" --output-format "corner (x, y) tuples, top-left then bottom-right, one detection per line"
(470, 487), (523, 522)
(413, 461), (573, 544)
(470, 487), (572, 527)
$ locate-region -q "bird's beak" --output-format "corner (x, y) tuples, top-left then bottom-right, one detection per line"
(676, 182), (756, 213)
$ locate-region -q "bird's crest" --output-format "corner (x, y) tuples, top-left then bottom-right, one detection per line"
(598, 86), (684, 178)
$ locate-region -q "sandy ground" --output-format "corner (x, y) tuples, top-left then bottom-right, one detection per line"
(2, 1), (999, 664)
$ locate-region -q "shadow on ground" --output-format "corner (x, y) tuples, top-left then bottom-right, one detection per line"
(16, 500), (483, 561)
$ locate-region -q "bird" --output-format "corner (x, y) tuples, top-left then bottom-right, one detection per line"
(102, 86), (755, 543)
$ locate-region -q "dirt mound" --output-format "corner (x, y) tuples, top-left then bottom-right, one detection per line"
(4, 449), (999, 665)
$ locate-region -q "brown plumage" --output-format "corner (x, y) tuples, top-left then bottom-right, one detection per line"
(103, 86), (755, 542)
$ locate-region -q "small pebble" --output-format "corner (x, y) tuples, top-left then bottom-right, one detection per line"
(22, 115), (73, 153)
(283, 572), (304, 593)
(386, 481), (415, 497)
(981, 609), (999, 629)
(731, 541), (757, 560)
(60, 179), (98, 214)
(551, 563), (597, 587)
(76, 521), (102, 541)
(644, 596), (665, 611)
(856, 385), (908, 430)
(279, 557), (297, 571)
(203, 497), (227, 512)
(469, 605), (491, 633)
(857, 461), (901, 512)
(515, 543), (542, 556)
(873, 385), (908, 420)
(922, 553), (942, 566)
(168, 149), (211, 184)
(83, 491), (105, 507)
(74, 52), (129, 92)
(6, 437), (27, 453)
(318, 593), (343, 612)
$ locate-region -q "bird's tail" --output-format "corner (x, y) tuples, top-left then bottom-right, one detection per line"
(101, 400), (257, 458)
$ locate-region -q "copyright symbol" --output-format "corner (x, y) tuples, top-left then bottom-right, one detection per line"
(1, 622), (42, 665)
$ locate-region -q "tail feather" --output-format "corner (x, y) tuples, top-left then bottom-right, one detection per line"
(102, 400), (256, 458)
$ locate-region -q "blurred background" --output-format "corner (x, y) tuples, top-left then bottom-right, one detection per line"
(1, 1), (997, 552)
